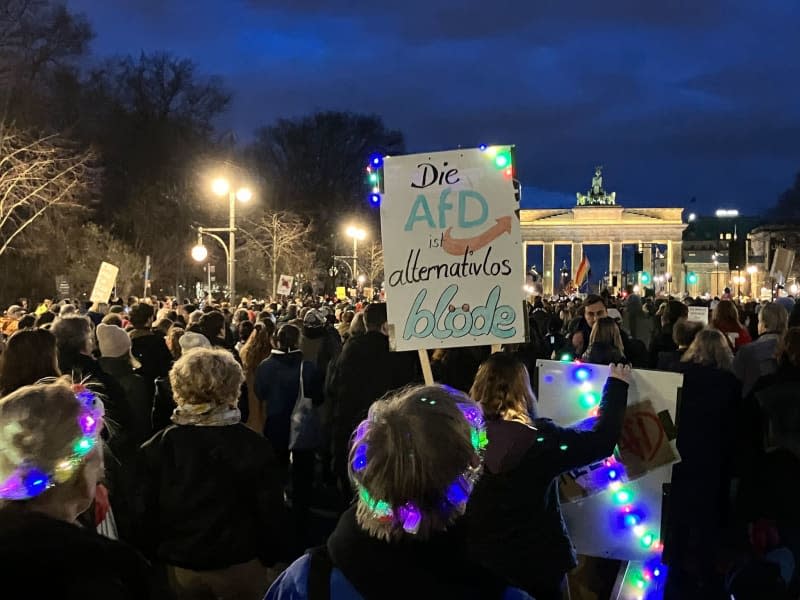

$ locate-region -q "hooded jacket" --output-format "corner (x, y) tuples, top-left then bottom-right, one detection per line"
(465, 377), (629, 594)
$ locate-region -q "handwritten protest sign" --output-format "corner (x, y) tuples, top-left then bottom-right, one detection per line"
(687, 306), (708, 325)
(89, 262), (119, 303)
(536, 359), (682, 561)
(381, 147), (525, 351)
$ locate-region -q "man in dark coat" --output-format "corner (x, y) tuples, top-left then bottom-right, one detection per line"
(326, 303), (420, 495)
(129, 303), (173, 386)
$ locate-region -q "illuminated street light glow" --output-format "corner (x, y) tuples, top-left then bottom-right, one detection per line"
(212, 177), (230, 196)
(747, 265), (757, 274)
(688, 213), (696, 222)
(191, 244), (208, 262)
(346, 225), (367, 241)
(715, 209), (739, 217)
(236, 187), (252, 202)
(358, 274), (366, 285)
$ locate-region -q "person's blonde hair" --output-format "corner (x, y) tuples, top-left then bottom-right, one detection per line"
(589, 317), (625, 355)
(0, 379), (104, 506)
(470, 353), (535, 425)
(349, 385), (480, 541)
(681, 328), (733, 370)
(169, 348), (243, 408)
(165, 326), (185, 360)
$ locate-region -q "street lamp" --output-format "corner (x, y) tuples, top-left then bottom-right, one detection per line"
(747, 265), (757, 299)
(346, 225), (367, 285)
(191, 243), (208, 263)
(199, 176), (252, 304)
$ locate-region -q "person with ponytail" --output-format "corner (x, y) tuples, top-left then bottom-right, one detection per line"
(464, 353), (631, 600)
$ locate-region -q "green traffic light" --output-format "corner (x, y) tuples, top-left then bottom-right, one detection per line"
(687, 272), (698, 285)
(640, 272), (651, 285)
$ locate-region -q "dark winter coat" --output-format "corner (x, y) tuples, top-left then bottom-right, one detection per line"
(0, 508), (153, 599)
(665, 363), (741, 567)
(129, 329), (173, 386)
(465, 377), (629, 595)
(326, 331), (420, 476)
(254, 350), (323, 456)
(99, 356), (153, 446)
(266, 506), (532, 600)
(431, 346), (491, 393)
(135, 423), (291, 570)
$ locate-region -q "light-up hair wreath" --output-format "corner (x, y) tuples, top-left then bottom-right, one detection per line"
(350, 397), (489, 535)
(0, 384), (104, 500)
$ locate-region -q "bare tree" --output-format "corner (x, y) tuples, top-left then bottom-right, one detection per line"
(362, 240), (384, 286)
(239, 210), (313, 298)
(0, 125), (95, 257)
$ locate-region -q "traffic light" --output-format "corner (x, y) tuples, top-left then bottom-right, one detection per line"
(640, 271), (652, 286)
(686, 271), (698, 285)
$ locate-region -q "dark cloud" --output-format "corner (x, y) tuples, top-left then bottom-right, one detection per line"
(66, 0), (800, 214)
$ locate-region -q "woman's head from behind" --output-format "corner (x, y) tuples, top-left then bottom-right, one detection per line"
(349, 385), (486, 542)
(712, 299), (740, 328)
(51, 315), (93, 357)
(169, 348), (243, 409)
(241, 321), (274, 372)
(470, 353), (535, 424)
(681, 328), (733, 370)
(0, 329), (60, 394)
(672, 317), (703, 349)
(589, 317), (624, 353)
(273, 323), (300, 352)
(0, 380), (104, 520)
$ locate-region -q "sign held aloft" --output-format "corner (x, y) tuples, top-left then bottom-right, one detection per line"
(381, 146), (525, 351)
(89, 262), (119, 303)
(276, 274), (294, 296)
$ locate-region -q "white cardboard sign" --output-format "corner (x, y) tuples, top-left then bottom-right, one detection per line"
(89, 262), (119, 303)
(276, 274), (294, 296)
(535, 359), (683, 561)
(381, 147), (525, 351)
(687, 306), (709, 325)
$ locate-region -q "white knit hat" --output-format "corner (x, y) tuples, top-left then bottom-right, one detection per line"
(96, 323), (132, 358)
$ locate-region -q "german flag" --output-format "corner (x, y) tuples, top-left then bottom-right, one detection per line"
(574, 255), (591, 288)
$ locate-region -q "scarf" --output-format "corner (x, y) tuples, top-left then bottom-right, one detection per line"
(171, 402), (241, 427)
(327, 506), (508, 599)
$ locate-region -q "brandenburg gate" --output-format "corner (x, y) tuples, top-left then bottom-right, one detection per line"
(520, 168), (687, 296)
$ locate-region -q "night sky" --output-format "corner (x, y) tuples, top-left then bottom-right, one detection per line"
(68, 0), (800, 217)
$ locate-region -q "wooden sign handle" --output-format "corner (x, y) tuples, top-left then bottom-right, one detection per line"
(418, 349), (434, 385)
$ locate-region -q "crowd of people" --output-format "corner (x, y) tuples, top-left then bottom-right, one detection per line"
(0, 289), (798, 599)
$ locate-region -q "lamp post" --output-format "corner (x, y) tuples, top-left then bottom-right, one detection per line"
(191, 177), (251, 304)
(345, 225), (367, 286)
(746, 265), (757, 299)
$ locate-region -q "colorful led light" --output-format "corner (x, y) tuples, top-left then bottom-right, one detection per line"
(478, 144), (487, 151)
(573, 366), (591, 382)
(368, 172), (378, 183)
(613, 488), (633, 505)
(369, 193), (381, 205)
(579, 391), (600, 409)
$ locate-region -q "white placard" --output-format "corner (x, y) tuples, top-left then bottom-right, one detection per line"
(89, 262), (118, 303)
(535, 359), (682, 561)
(687, 306), (709, 325)
(381, 147), (525, 351)
(276, 274), (294, 296)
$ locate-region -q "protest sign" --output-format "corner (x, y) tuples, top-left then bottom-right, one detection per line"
(687, 306), (709, 325)
(536, 359), (682, 561)
(89, 262), (119, 303)
(335, 287), (347, 300)
(381, 147), (525, 352)
(276, 274), (294, 296)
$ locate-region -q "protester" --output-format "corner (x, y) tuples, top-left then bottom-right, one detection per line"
(135, 348), (290, 599)
(712, 299), (752, 350)
(582, 316), (627, 364)
(235, 319), (254, 353)
(165, 325), (185, 361)
(665, 328), (742, 598)
(346, 310), (366, 341)
(96, 323), (151, 446)
(128, 303), (172, 387)
(266, 384), (533, 599)
(254, 323), (322, 543)
(622, 294), (654, 350)
(567, 294), (607, 357)
(656, 317), (703, 372)
(733, 302), (789, 397)
(430, 346), (491, 393)
(326, 303), (420, 497)
(649, 300), (689, 367)
(0, 328), (61, 395)
(0, 380), (153, 598)
(465, 353), (630, 599)
(240, 320), (275, 431)
(337, 309), (355, 339)
(299, 308), (341, 391)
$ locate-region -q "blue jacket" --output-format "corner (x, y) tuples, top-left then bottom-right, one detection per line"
(254, 350), (321, 453)
(265, 553), (532, 600)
